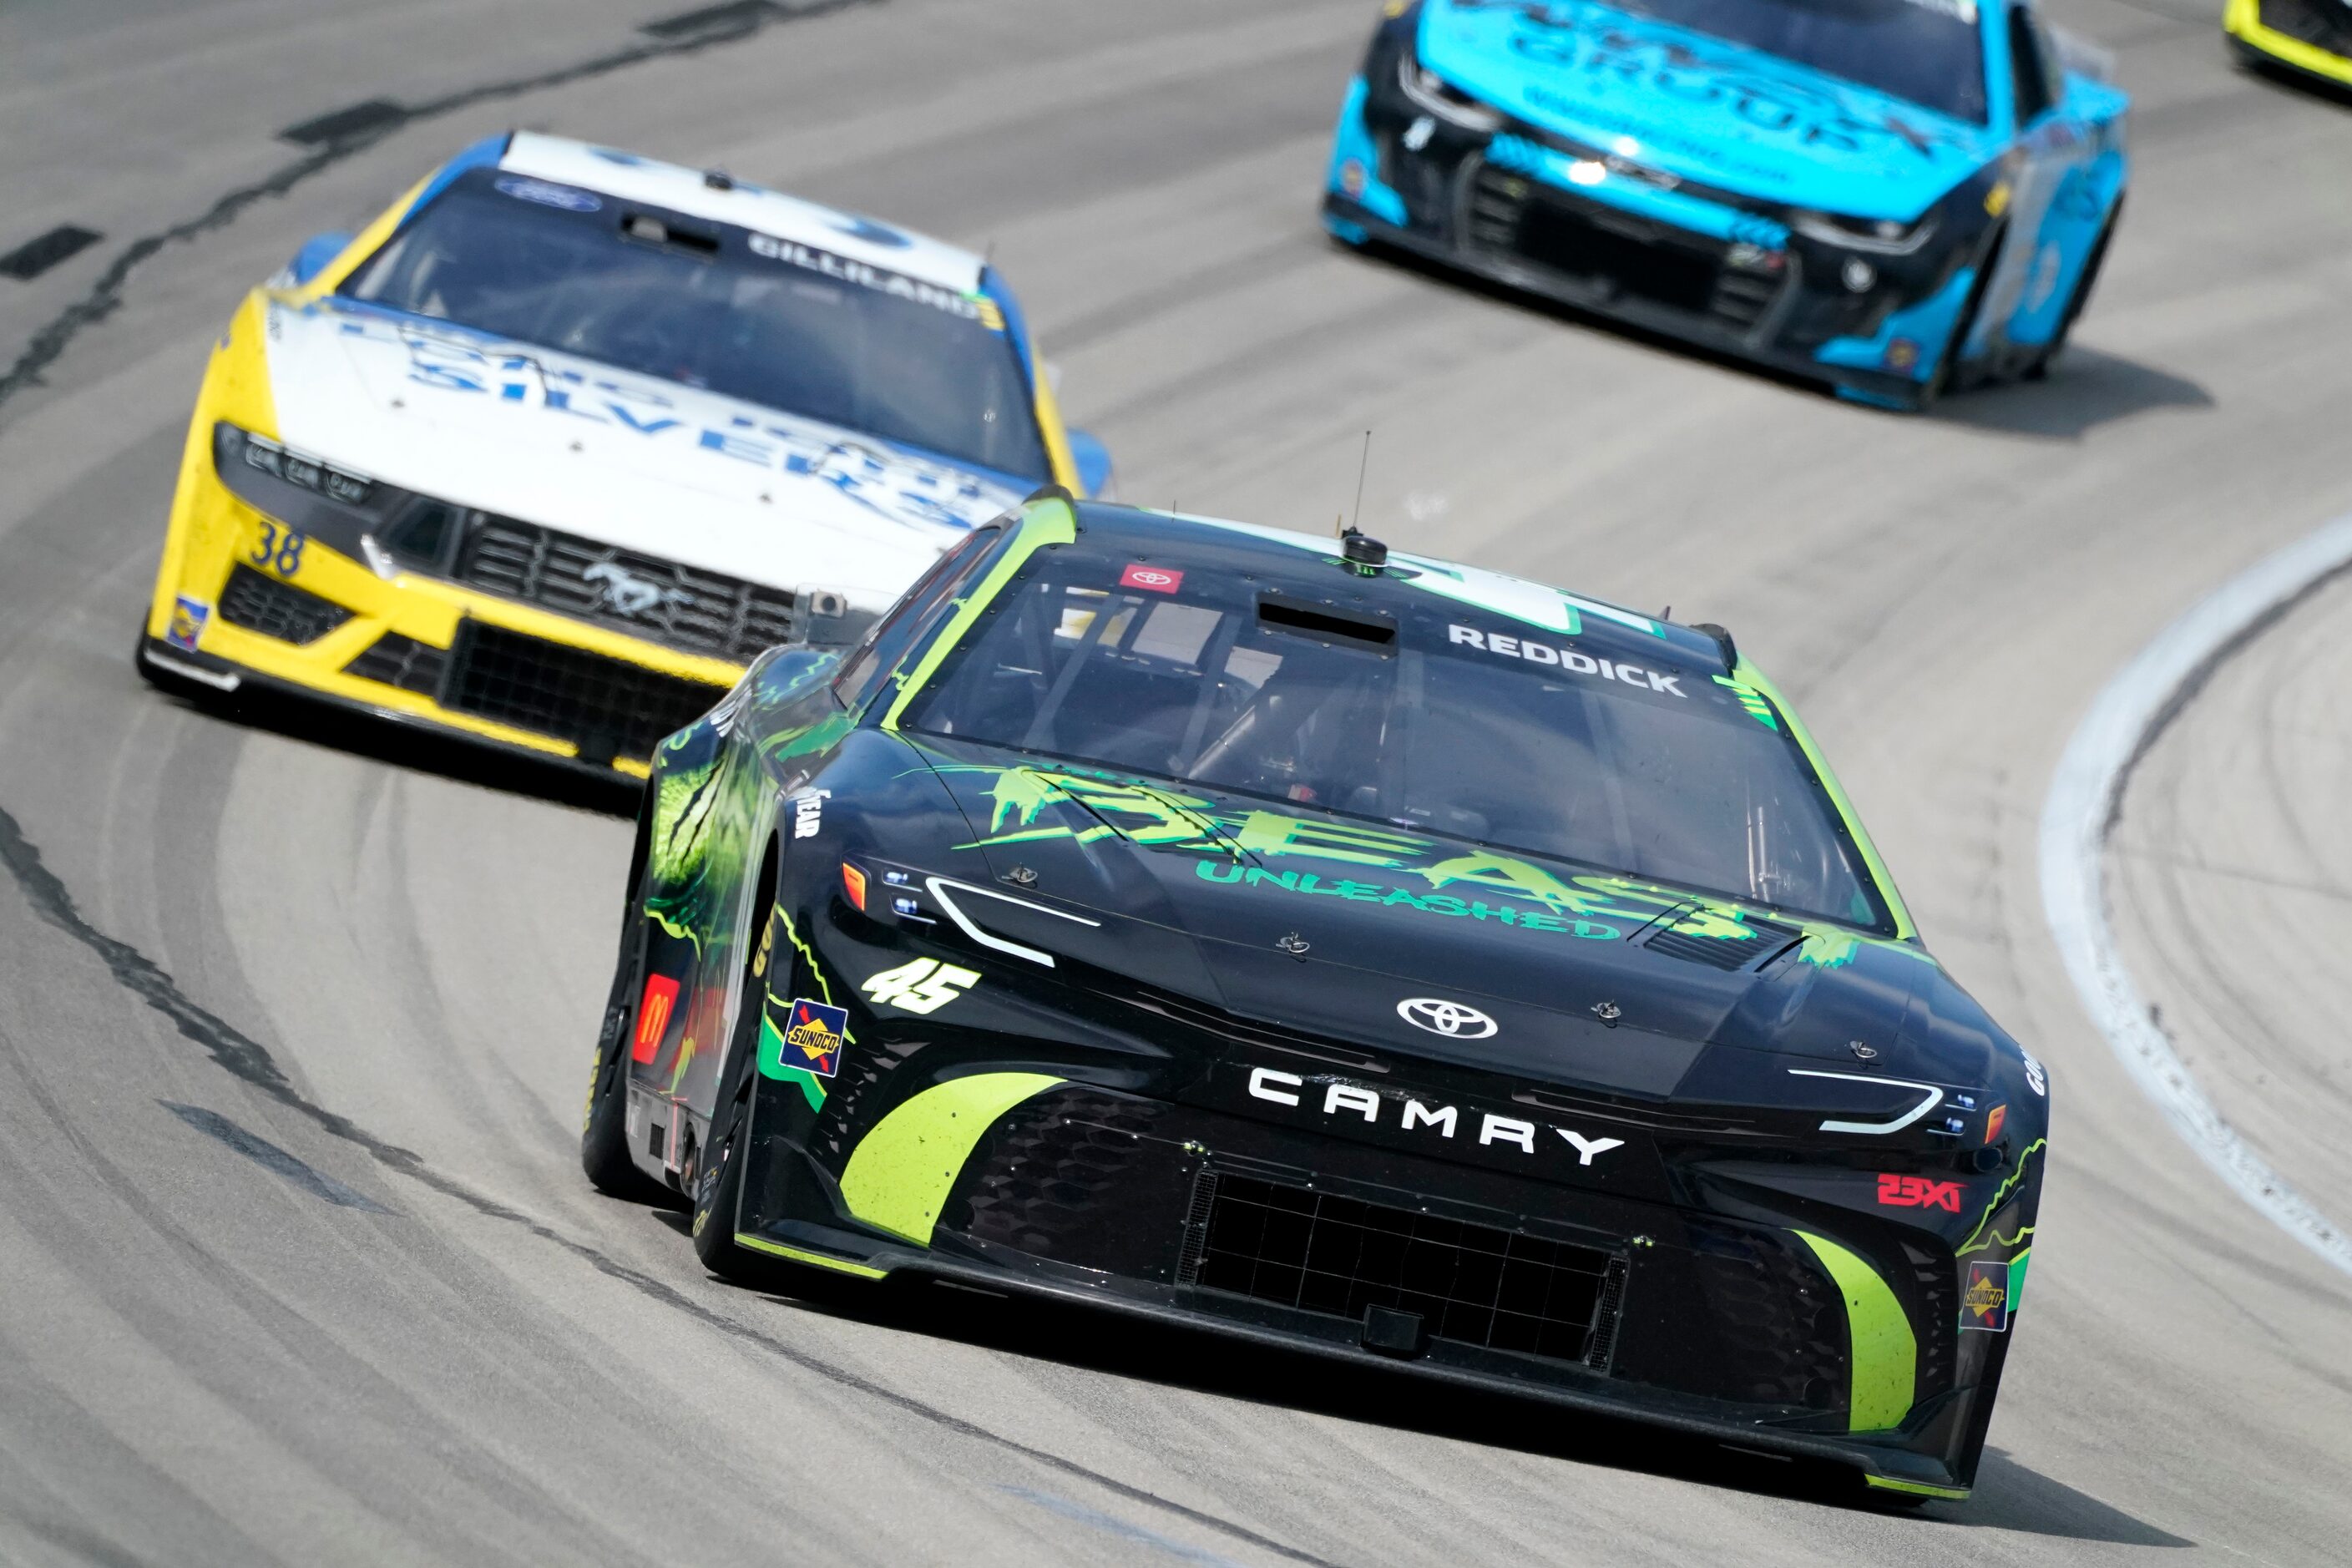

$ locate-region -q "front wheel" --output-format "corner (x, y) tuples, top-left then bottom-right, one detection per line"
(1909, 233), (2002, 412)
(2026, 201), (2121, 382)
(690, 903), (777, 1281)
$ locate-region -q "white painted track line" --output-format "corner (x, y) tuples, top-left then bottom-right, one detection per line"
(2041, 512), (2352, 1277)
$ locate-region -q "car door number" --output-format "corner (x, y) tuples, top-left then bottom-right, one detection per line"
(861, 958), (979, 1015)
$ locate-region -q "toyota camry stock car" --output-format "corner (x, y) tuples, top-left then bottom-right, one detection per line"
(2228, 0), (2352, 92)
(1321, 0), (2129, 409)
(581, 490), (2050, 1501)
(137, 131), (1110, 778)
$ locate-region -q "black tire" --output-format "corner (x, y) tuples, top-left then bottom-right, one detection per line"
(582, 807), (666, 1201)
(1909, 227), (2002, 412)
(2025, 201), (2120, 382)
(690, 893), (779, 1281)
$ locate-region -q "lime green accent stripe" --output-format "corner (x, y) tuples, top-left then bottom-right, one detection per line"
(735, 1234), (890, 1279)
(1959, 1138), (2046, 1254)
(1864, 1475), (1969, 1500)
(1794, 1230), (1918, 1432)
(2008, 1247), (2031, 1313)
(840, 1072), (1065, 1243)
(1732, 658), (1917, 941)
(879, 494), (1080, 730)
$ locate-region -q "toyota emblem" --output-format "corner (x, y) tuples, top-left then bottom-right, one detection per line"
(1396, 998), (1497, 1038)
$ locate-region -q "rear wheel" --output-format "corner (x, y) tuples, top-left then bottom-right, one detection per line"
(583, 808), (665, 1200)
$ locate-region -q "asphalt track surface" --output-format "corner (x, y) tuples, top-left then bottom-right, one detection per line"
(1, 2), (2349, 1564)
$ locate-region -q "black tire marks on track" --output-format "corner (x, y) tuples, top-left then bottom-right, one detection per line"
(0, 804), (1337, 1568)
(0, 0), (874, 421)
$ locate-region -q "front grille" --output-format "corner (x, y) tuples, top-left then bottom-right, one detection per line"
(1685, 1220), (1845, 1409)
(344, 632), (448, 695)
(1187, 1173), (1620, 1365)
(953, 1090), (1166, 1259)
(216, 565), (352, 645)
(451, 516), (794, 664)
(2258, 0), (2352, 48)
(1467, 164), (1786, 336)
(441, 620), (727, 765)
(1640, 912), (1804, 972)
(1515, 196), (1717, 312)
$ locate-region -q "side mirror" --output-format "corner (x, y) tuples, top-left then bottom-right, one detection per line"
(284, 230), (356, 287)
(1067, 427), (1115, 501)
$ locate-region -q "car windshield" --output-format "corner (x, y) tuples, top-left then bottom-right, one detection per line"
(903, 550), (1888, 929)
(339, 168), (1049, 478)
(1613, 0), (1989, 125)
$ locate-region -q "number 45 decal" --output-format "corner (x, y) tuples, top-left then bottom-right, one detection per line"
(862, 957), (980, 1015)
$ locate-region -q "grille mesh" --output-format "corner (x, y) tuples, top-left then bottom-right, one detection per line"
(1468, 164), (1787, 335)
(440, 620), (727, 764)
(343, 633), (448, 695)
(953, 1090), (1164, 1258)
(1191, 1173), (1616, 1365)
(452, 517), (794, 664)
(216, 565), (352, 645)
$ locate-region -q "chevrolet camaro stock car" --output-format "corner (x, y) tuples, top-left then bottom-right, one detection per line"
(582, 493), (2050, 1501)
(2227, 0), (2352, 91)
(1322, 0), (2130, 409)
(137, 131), (1110, 777)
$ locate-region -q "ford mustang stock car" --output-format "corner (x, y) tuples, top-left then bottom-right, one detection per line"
(582, 490), (2049, 1501)
(138, 132), (1110, 778)
(2227, 0), (2352, 92)
(1321, 0), (2129, 409)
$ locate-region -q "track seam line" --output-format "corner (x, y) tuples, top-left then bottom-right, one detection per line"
(0, 0), (876, 422)
(0, 803), (1339, 1568)
(2038, 510), (2352, 1277)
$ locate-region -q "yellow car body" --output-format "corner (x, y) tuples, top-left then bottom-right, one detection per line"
(140, 134), (1094, 779)
(2227, 0), (2352, 89)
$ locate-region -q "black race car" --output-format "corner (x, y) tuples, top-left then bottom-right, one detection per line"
(582, 490), (2048, 1502)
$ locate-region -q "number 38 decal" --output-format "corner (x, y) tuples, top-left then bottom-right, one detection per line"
(861, 957), (979, 1015)
(250, 521), (306, 576)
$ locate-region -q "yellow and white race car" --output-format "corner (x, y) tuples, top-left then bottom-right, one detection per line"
(139, 131), (1109, 777)
(2227, 0), (2352, 92)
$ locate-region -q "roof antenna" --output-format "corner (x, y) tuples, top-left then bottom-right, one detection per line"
(1349, 429), (1373, 534)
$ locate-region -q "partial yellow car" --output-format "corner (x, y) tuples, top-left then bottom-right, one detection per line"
(2227, 0), (2352, 90)
(140, 131), (1110, 778)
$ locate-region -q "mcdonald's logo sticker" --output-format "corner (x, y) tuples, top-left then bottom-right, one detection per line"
(633, 974), (680, 1064)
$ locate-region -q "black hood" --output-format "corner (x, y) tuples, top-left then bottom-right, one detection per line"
(887, 740), (2013, 1101)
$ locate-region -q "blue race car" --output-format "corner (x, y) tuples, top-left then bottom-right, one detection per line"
(1321, 0), (2128, 409)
